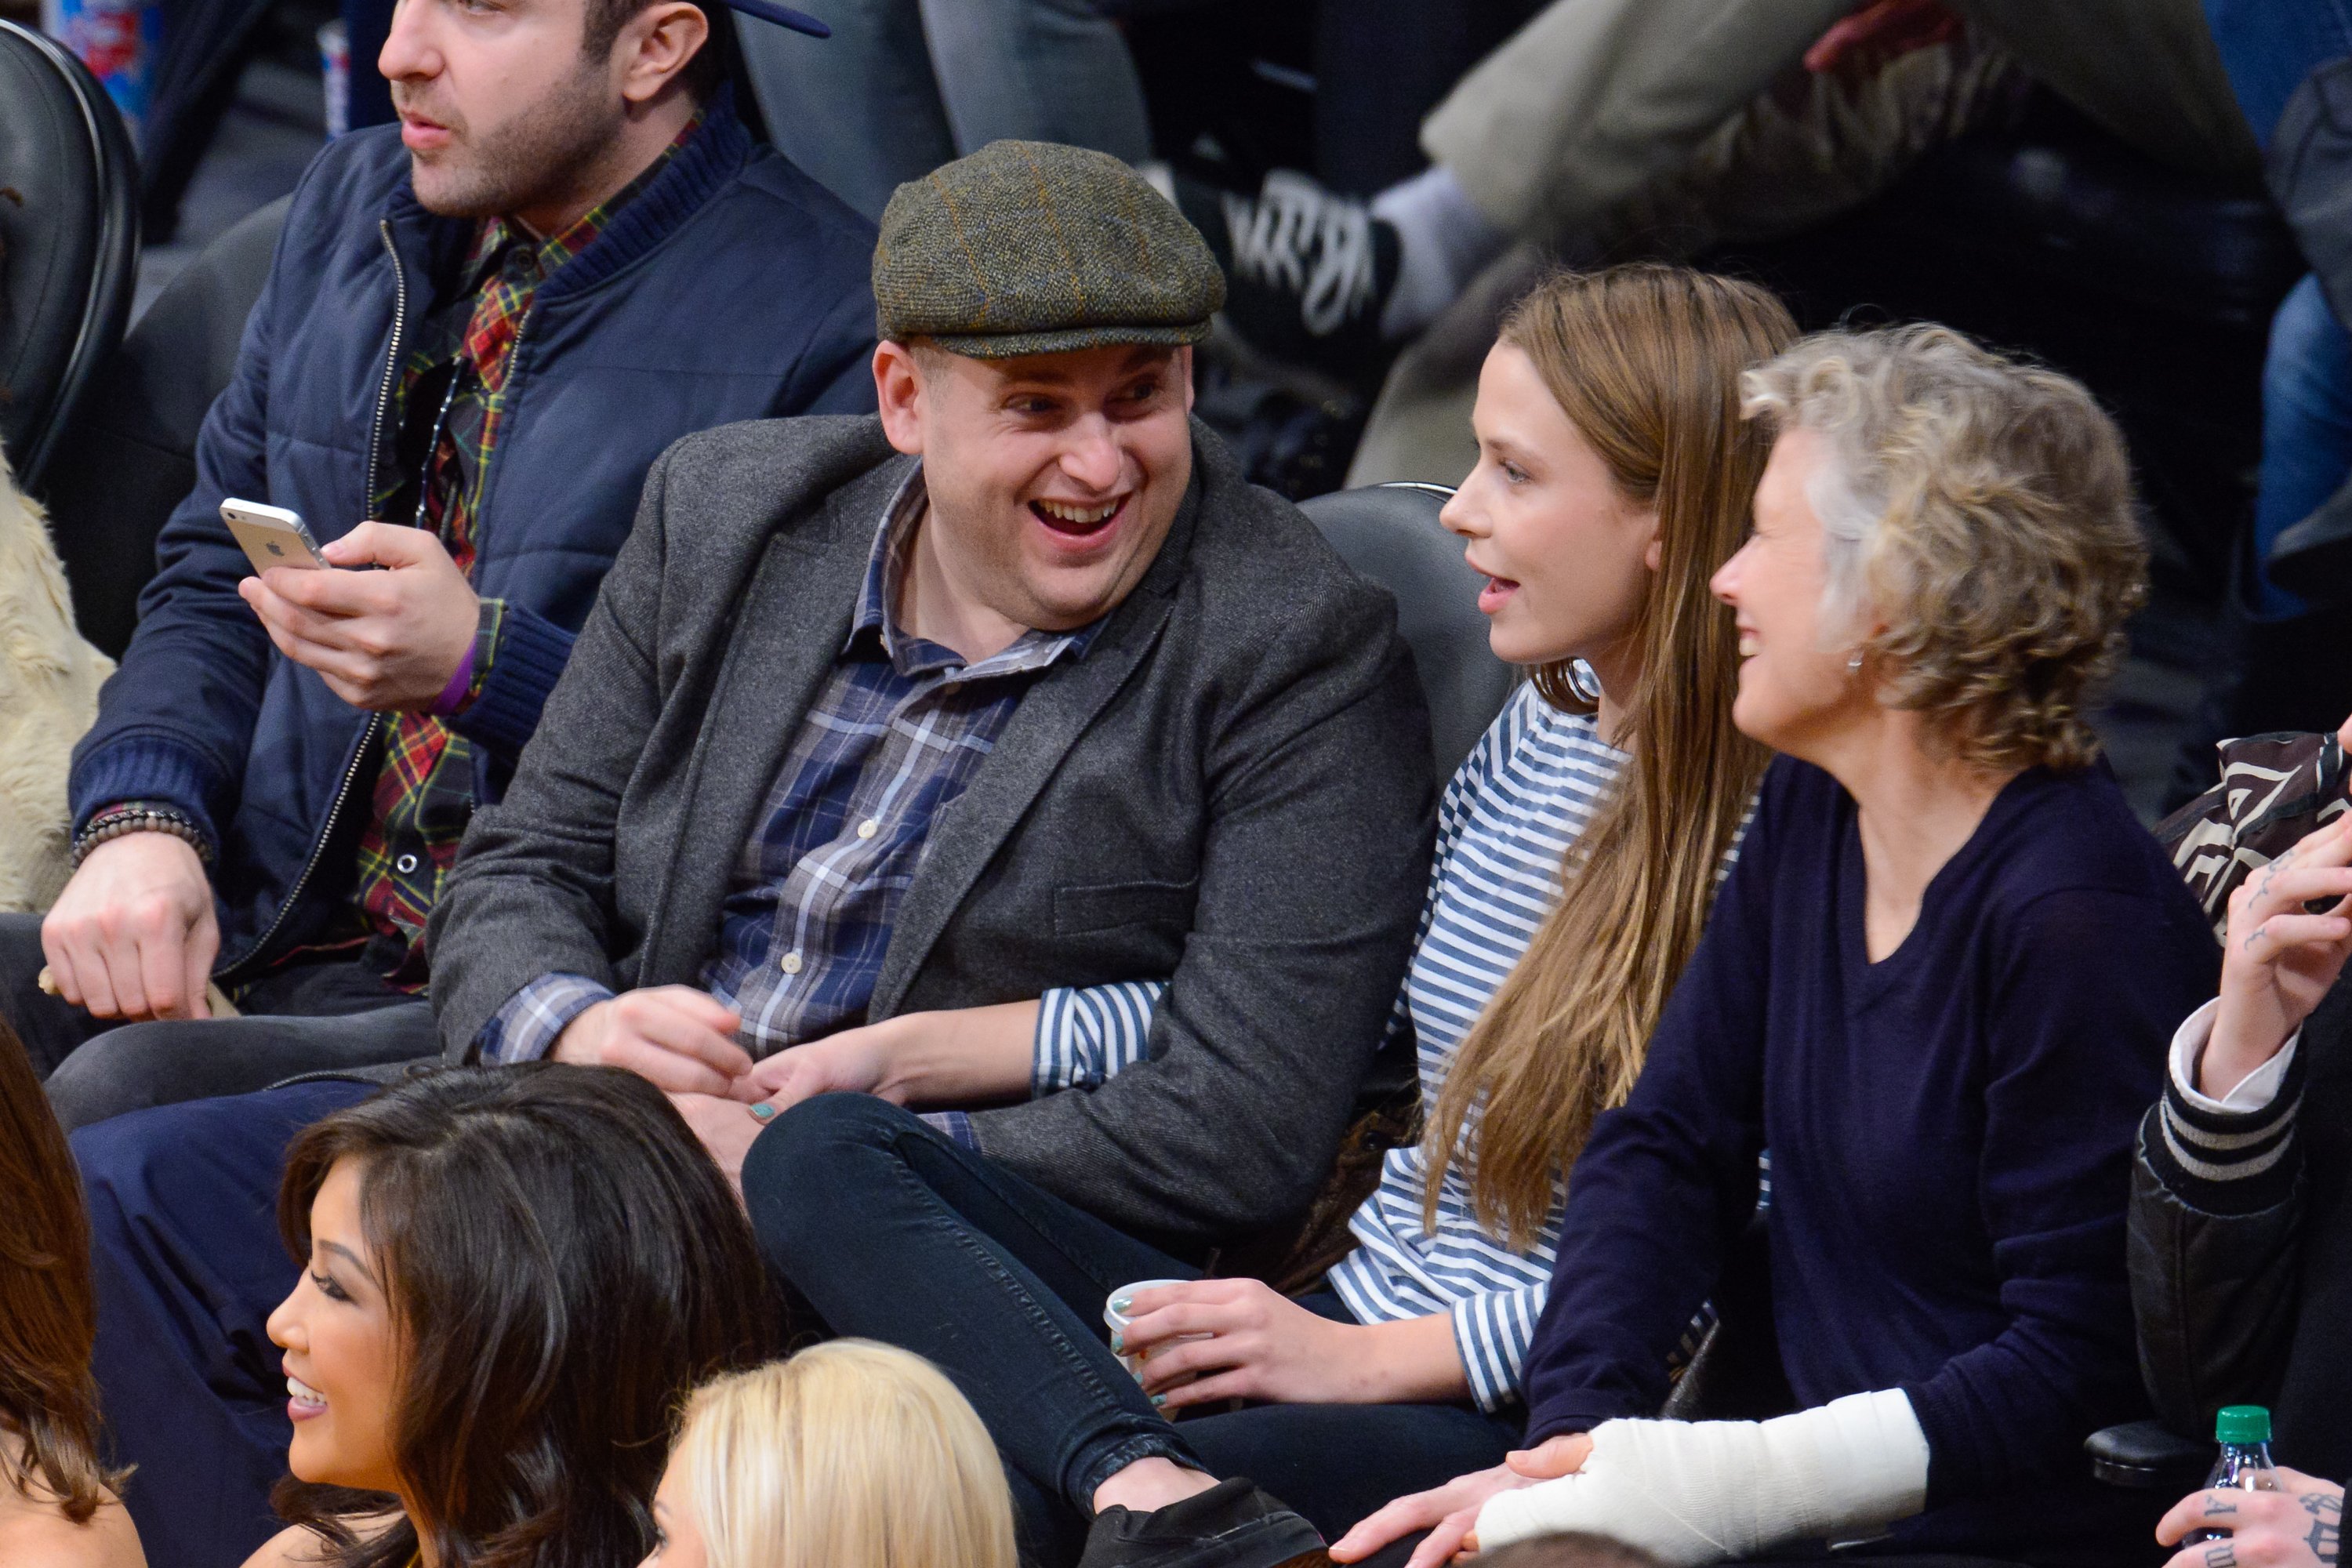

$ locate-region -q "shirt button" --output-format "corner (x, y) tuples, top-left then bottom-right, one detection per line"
(857, 818), (880, 839)
(779, 951), (803, 975)
(394, 853), (420, 874)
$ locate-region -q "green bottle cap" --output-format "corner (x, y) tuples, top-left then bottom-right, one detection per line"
(2216, 1406), (2271, 1444)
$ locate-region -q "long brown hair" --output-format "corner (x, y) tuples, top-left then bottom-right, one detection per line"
(0, 1020), (122, 1523)
(1423, 265), (1796, 1249)
(274, 1065), (775, 1568)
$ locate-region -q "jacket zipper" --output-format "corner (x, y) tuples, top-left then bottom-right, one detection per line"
(216, 223), (410, 984)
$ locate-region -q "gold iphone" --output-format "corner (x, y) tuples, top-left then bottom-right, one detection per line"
(221, 499), (326, 574)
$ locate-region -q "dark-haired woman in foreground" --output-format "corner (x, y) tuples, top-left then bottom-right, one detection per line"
(1345, 328), (2220, 1568)
(0, 1022), (143, 1568)
(238, 1065), (771, 1568)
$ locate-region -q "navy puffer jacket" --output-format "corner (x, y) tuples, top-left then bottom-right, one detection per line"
(69, 93), (878, 982)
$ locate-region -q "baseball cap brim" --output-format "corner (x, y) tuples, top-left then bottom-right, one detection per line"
(723, 0), (829, 37)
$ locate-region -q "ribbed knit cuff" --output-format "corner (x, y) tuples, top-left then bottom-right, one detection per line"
(2141, 1058), (2305, 1218)
(70, 736), (225, 848)
(450, 601), (574, 762)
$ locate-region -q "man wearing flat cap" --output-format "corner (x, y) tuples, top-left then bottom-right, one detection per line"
(434, 138), (1435, 1567)
(74, 143), (1436, 1568)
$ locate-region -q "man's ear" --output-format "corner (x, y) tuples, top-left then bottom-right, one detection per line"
(874, 342), (927, 456)
(616, 0), (708, 106)
(1177, 344), (1196, 414)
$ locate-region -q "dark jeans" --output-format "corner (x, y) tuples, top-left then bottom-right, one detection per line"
(0, 913), (436, 1130)
(743, 1094), (1523, 1568)
(74, 1078), (377, 1568)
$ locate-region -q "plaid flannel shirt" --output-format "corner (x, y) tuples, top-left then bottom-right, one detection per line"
(480, 469), (1098, 1063)
(347, 118), (695, 990)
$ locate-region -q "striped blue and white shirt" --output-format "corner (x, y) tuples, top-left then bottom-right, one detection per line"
(1033, 681), (1630, 1410)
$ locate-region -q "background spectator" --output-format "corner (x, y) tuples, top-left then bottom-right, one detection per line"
(0, 0), (876, 1133)
(644, 1341), (1019, 1568)
(0, 1021), (143, 1568)
(2158, 1471), (2343, 1568)
(2132, 714), (2352, 1486)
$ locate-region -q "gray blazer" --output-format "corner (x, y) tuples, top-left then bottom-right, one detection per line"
(429, 414), (1436, 1247)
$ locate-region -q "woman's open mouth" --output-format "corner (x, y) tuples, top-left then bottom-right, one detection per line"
(1477, 575), (1519, 615)
(287, 1371), (328, 1421)
(1030, 495), (1127, 539)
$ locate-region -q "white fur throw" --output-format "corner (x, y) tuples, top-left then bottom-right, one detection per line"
(0, 450), (114, 912)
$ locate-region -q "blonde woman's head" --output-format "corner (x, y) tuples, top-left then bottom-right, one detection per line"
(1719, 324), (2144, 771)
(642, 1341), (1018, 1568)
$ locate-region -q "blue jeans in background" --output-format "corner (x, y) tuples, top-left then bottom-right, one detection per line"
(734, 0), (1152, 221)
(2205, 0), (2352, 615)
(2257, 274), (2352, 616)
(2202, 0), (2352, 150)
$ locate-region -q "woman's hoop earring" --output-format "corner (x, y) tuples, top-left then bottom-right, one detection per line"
(1847, 649), (1866, 675)
(1566, 662), (1602, 704)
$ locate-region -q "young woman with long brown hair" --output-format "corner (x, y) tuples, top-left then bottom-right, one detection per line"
(0, 1022), (143, 1568)
(235, 1064), (771, 1568)
(745, 263), (1798, 1568)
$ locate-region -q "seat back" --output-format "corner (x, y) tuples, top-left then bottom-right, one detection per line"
(1298, 481), (1517, 779)
(43, 194), (286, 657)
(0, 19), (140, 490)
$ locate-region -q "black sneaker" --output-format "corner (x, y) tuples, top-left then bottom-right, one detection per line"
(1077, 1476), (1330, 1568)
(1167, 169), (1400, 386)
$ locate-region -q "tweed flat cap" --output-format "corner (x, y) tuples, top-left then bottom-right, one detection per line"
(874, 140), (1226, 358)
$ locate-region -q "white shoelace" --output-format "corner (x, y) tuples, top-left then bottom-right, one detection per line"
(1222, 171), (1377, 338)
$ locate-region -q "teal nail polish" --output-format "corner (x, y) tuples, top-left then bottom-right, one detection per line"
(1110, 1333), (1124, 1353)
(1110, 1296), (1131, 1313)
(1149, 1393), (1166, 1407)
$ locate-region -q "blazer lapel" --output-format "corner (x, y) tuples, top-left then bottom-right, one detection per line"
(869, 468), (1205, 1017)
(869, 593), (1175, 1017)
(642, 461), (907, 982)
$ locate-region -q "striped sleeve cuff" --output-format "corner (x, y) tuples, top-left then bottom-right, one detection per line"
(1033, 980), (1167, 1094)
(2147, 1004), (2304, 1216)
(1449, 1284), (1548, 1412)
(479, 973), (613, 1064)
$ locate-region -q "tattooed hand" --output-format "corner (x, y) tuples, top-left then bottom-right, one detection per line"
(2206, 814), (2352, 1097)
(2158, 1471), (2343, 1568)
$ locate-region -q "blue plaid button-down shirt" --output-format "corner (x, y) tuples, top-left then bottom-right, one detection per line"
(481, 469), (1097, 1065)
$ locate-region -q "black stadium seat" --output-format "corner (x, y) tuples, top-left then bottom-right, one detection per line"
(0, 18), (140, 492)
(42, 194), (287, 658)
(1299, 481), (1519, 777)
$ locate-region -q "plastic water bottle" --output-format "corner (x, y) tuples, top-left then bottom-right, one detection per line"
(2183, 1405), (2281, 1545)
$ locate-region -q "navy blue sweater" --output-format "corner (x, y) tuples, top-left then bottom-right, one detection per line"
(1519, 757), (2218, 1564)
(69, 93), (878, 982)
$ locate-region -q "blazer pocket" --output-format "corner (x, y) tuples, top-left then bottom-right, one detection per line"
(1053, 878), (1199, 935)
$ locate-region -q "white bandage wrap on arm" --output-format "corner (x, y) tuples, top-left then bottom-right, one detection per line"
(1474, 1389), (1931, 1566)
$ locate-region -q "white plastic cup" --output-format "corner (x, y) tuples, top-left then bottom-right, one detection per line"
(1103, 1277), (1210, 1388)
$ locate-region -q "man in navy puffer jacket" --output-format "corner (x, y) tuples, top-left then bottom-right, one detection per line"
(0, 0), (876, 1131)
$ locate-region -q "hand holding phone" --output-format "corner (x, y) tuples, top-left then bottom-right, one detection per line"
(235, 517), (480, 712)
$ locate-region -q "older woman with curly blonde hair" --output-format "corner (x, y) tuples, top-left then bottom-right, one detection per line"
(1341, 327), (2221, 1568)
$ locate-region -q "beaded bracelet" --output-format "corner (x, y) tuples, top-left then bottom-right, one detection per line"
(72, 806), (216, 870)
